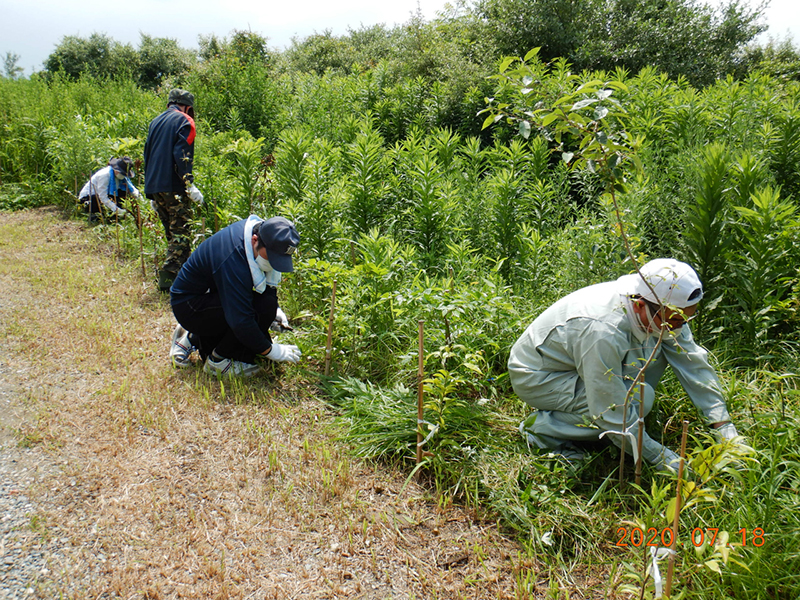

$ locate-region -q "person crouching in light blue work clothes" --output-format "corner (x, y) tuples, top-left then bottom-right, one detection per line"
(508, 258), (739, 470)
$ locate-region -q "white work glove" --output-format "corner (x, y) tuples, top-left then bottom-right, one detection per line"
(132, 189), (142, 200)
(186, 183), (204, 205)
(265, 343), (301, 363)
(715, 422), (739, 442)
(150, 199), (158, 213)
(114, 208), (128, 218)
(270, 307), (292, 333)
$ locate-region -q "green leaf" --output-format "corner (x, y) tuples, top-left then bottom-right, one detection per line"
(481, 113), (497, 130)
(519, 120), (531, 139)
(594, 107), (609, 120)
(704, 560), (722, 574)
(561, 151), (574, 164)
(523, 47), (541, 62)
(572, 98), (599, 111)
(553, 94), (574, 107)
(666, 497), (677, 522)
(499, 56), (516, 73)
(541, 112), (561, 127)
(606, 81), (630, 93)
(575, 80), (603, 93)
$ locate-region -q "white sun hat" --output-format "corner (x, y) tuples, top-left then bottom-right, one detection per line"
(618, 258), (704, 308)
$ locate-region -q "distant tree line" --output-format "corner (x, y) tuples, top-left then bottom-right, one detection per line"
(41, 32), (196, 89)
(20, 0), (800, 90)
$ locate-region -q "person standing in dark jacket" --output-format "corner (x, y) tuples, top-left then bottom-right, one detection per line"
(169, 215), (302, 377)
(144, 88), (204, 292)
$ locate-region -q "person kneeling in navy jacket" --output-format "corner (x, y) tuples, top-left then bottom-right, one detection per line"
(168, 215), (301, 377)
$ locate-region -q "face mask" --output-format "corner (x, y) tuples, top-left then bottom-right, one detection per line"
(114, 171), (125, 180)
(255, 254), (273, 273)
(639, 304), (680, 340)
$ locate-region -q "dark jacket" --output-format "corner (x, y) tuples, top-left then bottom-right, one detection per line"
(143, 106), (196, 195)
(170, 219), (275, 354)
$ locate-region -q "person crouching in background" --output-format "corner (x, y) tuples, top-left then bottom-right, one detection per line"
(78, 157), (141, 222)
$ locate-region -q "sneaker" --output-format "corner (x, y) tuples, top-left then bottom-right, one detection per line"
(169, 325), (194, 368)
(203, 355), (261, 377)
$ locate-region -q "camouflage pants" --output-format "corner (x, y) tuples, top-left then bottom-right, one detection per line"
(152, 192), (192, 275)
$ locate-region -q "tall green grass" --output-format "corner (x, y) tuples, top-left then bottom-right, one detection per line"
(2, 52), (800, 599)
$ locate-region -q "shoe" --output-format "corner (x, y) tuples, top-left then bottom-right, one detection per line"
(519, 421), (585, 461)
(158, 269), (176, 293)
(169, 325), (194, 368)
(203, 355), (261, 377)
(553, 441), (586, 462)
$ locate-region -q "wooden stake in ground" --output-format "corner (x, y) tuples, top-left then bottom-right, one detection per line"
(635, 382), (645, 487)
(416, 320), (424, 469)
(134, 173), (146, 277)
(665, 420), (690, 597)
(134, 199), (145, 276)
(324, 280), (337, 377)
(115, 209), (120, 255)
(619, 396), (629, 484)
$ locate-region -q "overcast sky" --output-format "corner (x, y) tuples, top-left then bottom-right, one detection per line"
(1, 0), (797, 75)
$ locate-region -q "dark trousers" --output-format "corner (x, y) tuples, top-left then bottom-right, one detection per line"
(172, 289), (277, 364)
(81, 192), (128, 216)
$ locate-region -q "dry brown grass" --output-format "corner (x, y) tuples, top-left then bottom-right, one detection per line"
(0, 208), (612, 599)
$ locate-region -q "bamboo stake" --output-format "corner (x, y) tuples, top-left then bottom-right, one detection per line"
(416, 320), (424, 471)
(115, 209), (120, 255)
(619, 398), (628, 484)
(324, 280), (337, 377)
(350, 241), (356, 266)
(635, 382), (645, 487)
(84, 173), (93, 226)
(136, 172), (145, 277)
(134, 199), (145, 276)
(665, 420), (690, 597)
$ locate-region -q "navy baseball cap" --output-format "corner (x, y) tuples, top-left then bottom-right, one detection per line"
(257, 217), (300, 272)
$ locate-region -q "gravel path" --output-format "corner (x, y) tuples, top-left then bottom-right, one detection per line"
(0, 377), (40, 598)
(0, 362), (57, 599)
(0, 453), (44, 599)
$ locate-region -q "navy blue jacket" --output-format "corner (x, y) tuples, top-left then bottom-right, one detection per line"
(143, 106), (195, 195)
(170, 220), (275, 354)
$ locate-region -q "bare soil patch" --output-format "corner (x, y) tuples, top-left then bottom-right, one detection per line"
(0, 208), (607, 599)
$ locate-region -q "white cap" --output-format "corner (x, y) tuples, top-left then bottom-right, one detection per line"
(618, 258), (703, 308)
